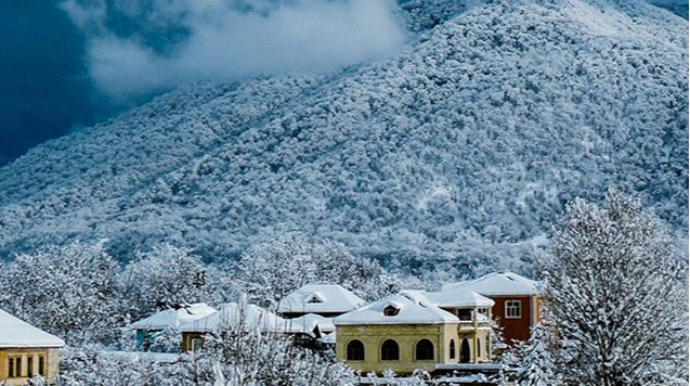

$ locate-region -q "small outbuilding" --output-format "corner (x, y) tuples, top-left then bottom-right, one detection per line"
(130, 303), (217, 351)
(0, 308), (65, 385)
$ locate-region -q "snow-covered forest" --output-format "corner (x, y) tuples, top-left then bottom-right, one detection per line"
(0, 0), (686, 280)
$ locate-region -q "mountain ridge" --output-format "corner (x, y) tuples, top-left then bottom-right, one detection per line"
(0, 0), (687, 277)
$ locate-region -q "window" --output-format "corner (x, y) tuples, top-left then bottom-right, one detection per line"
(346, 340), (365, 361)
(381, 340), (399, 361)
(191, 338), (204, 352)
(38, 356), (45, 377)
(15, 357), (22, 378)
(415, 339), (434, 361)
(27, 356), (33, 377)
(307, 296), (323, 304)
(383, 305), (400, 316)
(477, 338), (482, 358)
(449, 339), (456, 359)
(505, 300), (521, 318)
(8, 358), (14, 378)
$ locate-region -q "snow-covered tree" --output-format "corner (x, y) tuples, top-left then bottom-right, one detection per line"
(0, 241), (122, 345)
(122, 243), (212, 318)
(542, 189), (688, 385)
(512, 319), (562, 386)
(234, 238), (400, 309)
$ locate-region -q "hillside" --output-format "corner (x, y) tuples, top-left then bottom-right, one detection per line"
(0, 0), (687, 276)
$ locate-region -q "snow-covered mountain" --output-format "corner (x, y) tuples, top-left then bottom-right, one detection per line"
(0, 0), (686, 275)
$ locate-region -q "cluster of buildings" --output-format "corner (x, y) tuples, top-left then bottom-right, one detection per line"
(132, 271), (541, 376)
(0, 271), (540, 384)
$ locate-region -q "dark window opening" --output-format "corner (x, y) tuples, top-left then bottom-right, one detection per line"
(449, 339), (456, 359)
(415, 339), (434, 361)
(381, 339), (400, 361)
(346, 340), (365, 361)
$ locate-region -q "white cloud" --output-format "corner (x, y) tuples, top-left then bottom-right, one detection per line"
(61, 0), (407, 102)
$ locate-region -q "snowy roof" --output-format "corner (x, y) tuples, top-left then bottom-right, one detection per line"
(277, 284), (367, 314)
(291, 313), (335, 334)
(0, 308), (65, 348)
(320, 331), (336, 344)
(441, 272), (540, 296)
(334, 291), (458, 325)
(130, 303), (217, 330)
(424, 290), (495, 308)
(179, 303), (308, 335)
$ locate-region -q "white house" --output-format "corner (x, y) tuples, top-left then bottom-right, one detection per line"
(277, 284), (367, 319)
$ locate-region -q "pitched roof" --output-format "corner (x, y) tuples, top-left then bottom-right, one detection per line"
(424, 290), (495, 308)
(291, 313), (335, 334)
(179, 303), (307, 335)
(277, 284), (367, 314)
(333, 291), (458, 325)
(0, 308), (65, 348)
(130, 303), (217, 330)
(441, 272), (540, 296)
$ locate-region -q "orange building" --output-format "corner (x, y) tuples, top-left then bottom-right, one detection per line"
(442, 272), (541, 344)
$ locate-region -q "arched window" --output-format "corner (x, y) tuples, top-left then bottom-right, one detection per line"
(460, 339), (471, 363)
(381, 339), (400, 361)
(449, 339), (456, 359)
(477, 338), (482, 358)
(415, 339), (434, 361)
(346, 340), (365, 361)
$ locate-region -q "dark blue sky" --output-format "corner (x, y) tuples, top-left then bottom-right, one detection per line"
(0, 1), (107, 167)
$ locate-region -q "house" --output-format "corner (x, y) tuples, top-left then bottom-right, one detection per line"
(442, 272), (541, 343)
(0, 308), (65, 385)
(179, 302), (309, 351)
(333, 290), (493, 375)
(129, 303), (216, 351)
(277, 284), (367, 319)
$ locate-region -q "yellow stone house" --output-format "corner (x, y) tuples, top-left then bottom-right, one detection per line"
(0, 308), (65, 385)
(333, 290), (494, 375)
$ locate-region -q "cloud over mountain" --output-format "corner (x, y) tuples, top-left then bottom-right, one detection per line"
(60, 0), (407, 102)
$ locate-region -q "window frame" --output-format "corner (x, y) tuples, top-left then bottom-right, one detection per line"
(505, 300), (521, 319)
(449, 339), (456, 360)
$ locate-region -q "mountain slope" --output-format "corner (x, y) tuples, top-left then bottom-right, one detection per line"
(0, 0), (687, 276)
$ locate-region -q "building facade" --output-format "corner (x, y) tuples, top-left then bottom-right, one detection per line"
(334, 291), (492, 375)
(0, 309), (64, 385)
(442, 272), (541, 343)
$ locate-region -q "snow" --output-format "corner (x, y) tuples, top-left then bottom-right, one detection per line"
(442, 272), (541, 296)
(0, 0), (684, 278)
(99, 351), (180, 363)
(424, 290), (495, 308)
(290, 313), (335, 334)
(277, 284), (367, 314)
(179, 303), (308, 335)
(0, 308), (65, 348)
(130, 303), (217, 330)
(334, 291), (458, 325)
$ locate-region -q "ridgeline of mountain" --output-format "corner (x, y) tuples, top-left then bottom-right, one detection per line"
(0, 0), (687, 276)
(647, 0), (689, 19)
